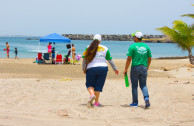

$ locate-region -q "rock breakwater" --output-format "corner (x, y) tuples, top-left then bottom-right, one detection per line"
(62, 34), (171, 43)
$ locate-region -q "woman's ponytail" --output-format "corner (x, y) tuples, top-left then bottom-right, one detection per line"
(85, 39), (99, 64)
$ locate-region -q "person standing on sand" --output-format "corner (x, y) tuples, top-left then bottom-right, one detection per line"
(14, 47), (18, 59)
(51, 47), (55, 64)
(124, 31), (152, 108)
(5, 42), (10, 58)
(47, 42), (52, 57)
(82, 34), (119, 108)
(72, 44), (76, 62)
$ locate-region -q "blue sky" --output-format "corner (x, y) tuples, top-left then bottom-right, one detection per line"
(0, 0), (193, 36)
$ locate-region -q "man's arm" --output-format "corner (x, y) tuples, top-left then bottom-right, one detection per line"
(124, 56), (132, 75)
(147, 57), (151, 70)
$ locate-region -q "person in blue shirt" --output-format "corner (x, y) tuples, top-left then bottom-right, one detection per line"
(14, 47), (18, 59)
(51, 47), (55, 64)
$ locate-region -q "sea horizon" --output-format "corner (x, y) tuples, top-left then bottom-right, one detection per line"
(0, 37), (193, 59)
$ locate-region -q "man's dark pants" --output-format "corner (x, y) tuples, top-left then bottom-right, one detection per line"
(130, 65), (149, 103)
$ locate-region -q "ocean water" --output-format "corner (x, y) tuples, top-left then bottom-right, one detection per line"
(0, 37), (193, 59)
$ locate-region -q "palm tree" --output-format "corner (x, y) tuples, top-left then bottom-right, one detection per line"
(181, 4), (194, 19)
(156, 20), (194, 64)
(182, 4), (194, 36)
(182, 14), (194, 19)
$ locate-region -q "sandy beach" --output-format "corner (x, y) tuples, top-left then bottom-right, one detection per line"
(0, 58), (194, 126)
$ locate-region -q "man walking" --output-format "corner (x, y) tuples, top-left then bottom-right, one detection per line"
(124, 31), (152, 108)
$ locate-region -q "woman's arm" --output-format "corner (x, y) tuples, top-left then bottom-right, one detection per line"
(107, 59), (117, 71)
(82, 58), (86, 70)
(107, 59), (119, 75)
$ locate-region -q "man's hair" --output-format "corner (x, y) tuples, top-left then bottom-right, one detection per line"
(6, 42), (8, 44)
(15, 48), (17, 49)
(137, 37), (143, 41)
(72, 44), (74, 46)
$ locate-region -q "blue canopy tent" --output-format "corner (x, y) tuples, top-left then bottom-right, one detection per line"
(38, 33), (71, 52)
(38, 33), (72, 63)
(40, 33), (71, 43)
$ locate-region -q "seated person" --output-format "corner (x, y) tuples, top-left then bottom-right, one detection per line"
(64, 49), (71, 63)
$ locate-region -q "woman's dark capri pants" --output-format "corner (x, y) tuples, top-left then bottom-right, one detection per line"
(86, 67), (108, 92)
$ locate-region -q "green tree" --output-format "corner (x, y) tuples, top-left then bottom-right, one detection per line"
(181, 4), (194, 19)
(156, 20), (194, 64)
(182, 14), (194, 19)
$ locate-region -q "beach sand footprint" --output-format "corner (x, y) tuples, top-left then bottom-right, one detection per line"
(57, 109), (68, 117)
(183, 81), (190, 84)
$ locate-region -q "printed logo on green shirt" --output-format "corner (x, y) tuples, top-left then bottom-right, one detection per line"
(136, 46), (147, 54)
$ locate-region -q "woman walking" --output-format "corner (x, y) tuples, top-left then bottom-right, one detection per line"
(82, 34), (119, 108)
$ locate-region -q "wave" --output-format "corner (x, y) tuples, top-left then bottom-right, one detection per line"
(28, 49), (47, 53)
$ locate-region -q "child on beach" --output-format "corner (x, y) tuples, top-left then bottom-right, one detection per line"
(51, 47), (55, 63)
(82, 34), (119, 108)
(14, 48), (18, 59)
(124, 31), (152, 108)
